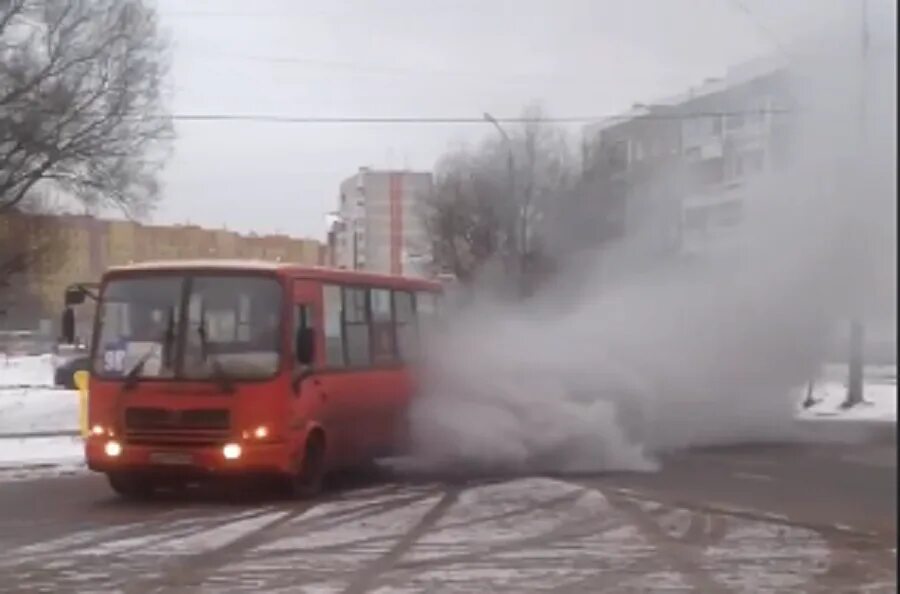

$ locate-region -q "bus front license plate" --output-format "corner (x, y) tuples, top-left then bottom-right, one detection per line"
(149, 452), (194, 466)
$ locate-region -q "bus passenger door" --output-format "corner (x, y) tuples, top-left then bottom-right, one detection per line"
(290, 280), (339, 466)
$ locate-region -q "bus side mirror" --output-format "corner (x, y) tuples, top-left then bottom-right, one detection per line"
(64, 287), (86, 306)
(61, 308), (76, 344)
(295, 328), (315, 366)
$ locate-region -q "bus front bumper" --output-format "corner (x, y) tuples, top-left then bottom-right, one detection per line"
(85, 437), (294, 477)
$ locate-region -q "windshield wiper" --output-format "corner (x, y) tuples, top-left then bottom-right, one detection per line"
(197, 309), (235, 393)
(122, 307), (175, 391)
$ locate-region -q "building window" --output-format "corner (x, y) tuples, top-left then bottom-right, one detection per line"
(633, 141), (644, 162)
(609, 140), (630, 171)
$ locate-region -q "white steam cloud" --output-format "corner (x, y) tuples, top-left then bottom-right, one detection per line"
(410, 6), (897, 474)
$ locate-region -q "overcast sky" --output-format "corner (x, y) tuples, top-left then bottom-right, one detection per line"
(152, 0), (850, 241)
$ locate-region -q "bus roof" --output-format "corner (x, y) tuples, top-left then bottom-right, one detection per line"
(104, 260), (442, 290)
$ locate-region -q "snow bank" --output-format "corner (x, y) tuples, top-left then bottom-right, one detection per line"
(0, 355), (55, 388)
(0, 388), (80, 435)
(0, 436), (83, 467)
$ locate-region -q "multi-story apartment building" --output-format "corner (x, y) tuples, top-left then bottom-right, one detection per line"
(0, 212), (324, 331)
(332, 168), (433, 278)
(676, 57), (791, 256)
(582, 54), (791, 260)
(581, 100), (685, 259)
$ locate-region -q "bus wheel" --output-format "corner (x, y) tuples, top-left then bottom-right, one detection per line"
(284, 435), (326, 500)
(107, 473), (155, 500)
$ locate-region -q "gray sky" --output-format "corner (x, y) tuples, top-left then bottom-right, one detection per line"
(153, 0), (848, 241)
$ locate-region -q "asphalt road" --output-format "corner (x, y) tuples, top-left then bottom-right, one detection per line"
(0, 441), (895, 593)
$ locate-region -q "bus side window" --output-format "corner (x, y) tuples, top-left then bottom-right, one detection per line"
(394, 291), (417, 360)
(323, 285), (345, 367)
(343, 286), (371, 366)
(370, 288), (395, 364)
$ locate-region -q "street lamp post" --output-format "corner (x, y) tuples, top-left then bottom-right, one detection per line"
(483, 112), (520, 282)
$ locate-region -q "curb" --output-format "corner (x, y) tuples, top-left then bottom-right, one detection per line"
(0, 430), (81, 439)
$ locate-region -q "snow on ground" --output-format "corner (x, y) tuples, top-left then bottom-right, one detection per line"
(0, 436), (84, 482)
(0, 436), (83, 467)
(0, 354), (79, 436)
(0, 354), (55, 388)
(796, 380), (897, 422)
(0, 388), (79, 435)
(1, 478), (889, 593)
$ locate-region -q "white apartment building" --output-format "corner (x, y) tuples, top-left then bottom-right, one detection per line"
(332, 168), (433, 278)
(679, 59), (790, 257)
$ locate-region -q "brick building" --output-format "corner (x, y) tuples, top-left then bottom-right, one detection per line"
(0, 212), (324, 331)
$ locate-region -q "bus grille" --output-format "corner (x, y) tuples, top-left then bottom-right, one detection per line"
(124, 407), (230, 446)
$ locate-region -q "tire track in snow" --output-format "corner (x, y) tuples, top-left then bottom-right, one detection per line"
(2, 477), (894, 592)
(379, 481), (673, 592)
(340, 486), (462, 594)
(600, 493), (730, 594)
(199, 486), (448, 592)
(141, 488), (445, 593)
(126, 507), (308, 593)
(2, 508), (288, 593)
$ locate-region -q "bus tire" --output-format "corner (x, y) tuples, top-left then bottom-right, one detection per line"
(283, 433), (326, 500)
(107, 473), (155, 500)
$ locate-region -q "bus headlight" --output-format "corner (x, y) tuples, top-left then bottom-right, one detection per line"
(222, 443), (242, 460)
(104, 440), (122, 457)
(92, 425), (115, 437)
(242, 426), (270, 440)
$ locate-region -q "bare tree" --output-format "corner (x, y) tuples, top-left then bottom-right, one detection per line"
(423, 107), (577, 292)
(0, 0), (170, 320)
(0, 0), (172, 216)
(423, 150), (504, 284)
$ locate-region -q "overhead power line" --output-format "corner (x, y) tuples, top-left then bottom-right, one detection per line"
(14, 108), (795, 126)
(162, 108), (794, 125)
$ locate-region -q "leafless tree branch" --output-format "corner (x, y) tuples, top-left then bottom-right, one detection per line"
(423, 106), (577, 292)
(0, 0), (172, 215)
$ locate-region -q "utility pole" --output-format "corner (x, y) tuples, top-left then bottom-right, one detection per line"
(843, 0), (869, 409)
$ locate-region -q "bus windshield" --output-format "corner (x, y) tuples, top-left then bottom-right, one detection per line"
(93, 274), (283, 381)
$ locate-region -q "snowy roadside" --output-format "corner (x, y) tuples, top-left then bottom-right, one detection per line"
(796, 378), (897, 422)
(0, 356), (84, 479)
(0, 388), (79, 436)
(0, 436), (85, 482)
(1, 355), (80, 437)
(0, 355), (56, 389)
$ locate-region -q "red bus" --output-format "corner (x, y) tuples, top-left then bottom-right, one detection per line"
(63, 260), (441, 499)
